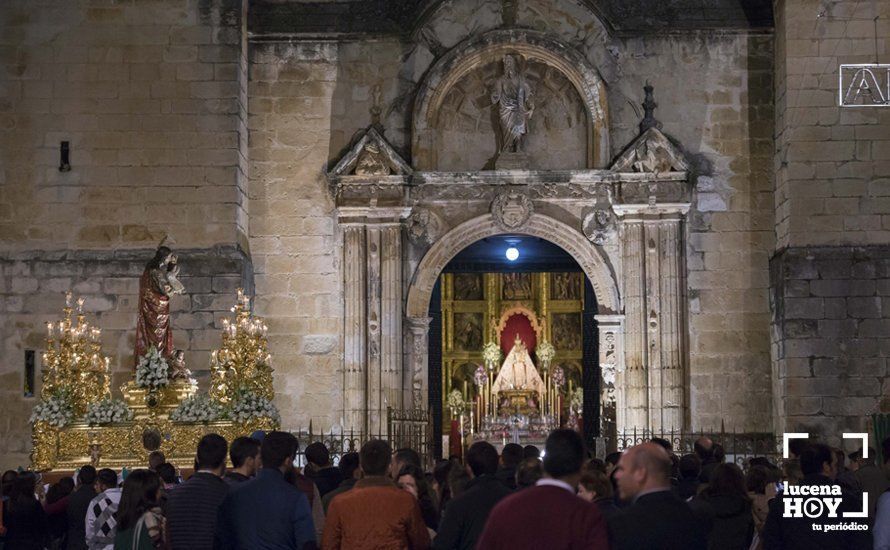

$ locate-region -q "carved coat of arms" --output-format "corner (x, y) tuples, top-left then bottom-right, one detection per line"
(491, 192), (533, 231)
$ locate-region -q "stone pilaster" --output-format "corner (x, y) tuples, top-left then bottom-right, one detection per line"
(380, 225), (403, 419)
(621, 220), (649, 429)
(366, 226), (383, 434)
(618, 204), (690, 432)
(342, 225), (367, 433)
(405, 316), (431, 410)
(595, 314), (624, 442)
(645, 216), (687, 431)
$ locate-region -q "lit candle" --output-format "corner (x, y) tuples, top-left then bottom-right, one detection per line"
(77, 297), (85, 313)
(46, 322), (54, 339)
(65, 292), (73, 308)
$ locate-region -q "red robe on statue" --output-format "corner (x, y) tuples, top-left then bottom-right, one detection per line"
(134, 267), (174, 363)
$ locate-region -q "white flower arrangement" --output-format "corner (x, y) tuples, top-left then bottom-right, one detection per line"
(228, 389), (280, 423)
(170, 394), (224, 423)
(135, 346), (169, 389)
(535, 341), (556, 365)
(570, 387), (583, 413)
(85, 398), (133, 425)
(482, 342), (501, 368)
(446, 389), (465, 414)
(30, 391), (74, 428)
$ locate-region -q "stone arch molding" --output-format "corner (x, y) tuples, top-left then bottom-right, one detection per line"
(405, 212), (621, 319)
(412, 28), (610, 170)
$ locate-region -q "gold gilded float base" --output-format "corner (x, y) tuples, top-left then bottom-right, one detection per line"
(32, 416), (278, 472)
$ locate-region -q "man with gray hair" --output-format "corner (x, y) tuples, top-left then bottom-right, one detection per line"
(608, 443), (708, 549)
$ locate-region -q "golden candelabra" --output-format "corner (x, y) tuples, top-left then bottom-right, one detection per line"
(42, 292), (112, 416)
(210, 289), (273, 404)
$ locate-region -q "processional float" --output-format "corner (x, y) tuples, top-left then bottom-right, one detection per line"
(30, 244), (279, 471)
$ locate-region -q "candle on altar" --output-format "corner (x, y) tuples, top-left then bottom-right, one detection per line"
(46, 322), (54, 339)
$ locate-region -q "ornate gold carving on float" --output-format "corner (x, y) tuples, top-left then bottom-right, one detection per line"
(209, 288), (273, 405)
(41, 293), (112, 417)
(31, 247), (278, 472)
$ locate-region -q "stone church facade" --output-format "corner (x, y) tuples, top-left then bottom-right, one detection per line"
(1, 0), (887, 467)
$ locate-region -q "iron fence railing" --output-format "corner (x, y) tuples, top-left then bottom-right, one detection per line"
(290, 408), (433, 468)
(601, 427), (781, 467)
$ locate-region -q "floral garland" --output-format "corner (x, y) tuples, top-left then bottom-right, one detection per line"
(135, 346), (169, 389)
(30, 390), (74, 428)
(85, 398), (133, 425)
(170, 394), (224, 423)
(482, 342), (501, 367)
(228, 389), (280, 423)
(446, 389), (465, 414)
(535, 341), (556, 365)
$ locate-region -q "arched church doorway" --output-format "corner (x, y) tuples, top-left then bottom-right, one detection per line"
(426, 235), (599, 458)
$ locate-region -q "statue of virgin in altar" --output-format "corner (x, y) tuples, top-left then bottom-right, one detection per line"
(492, 334), (546, 398)
(134, 244), (185, 364)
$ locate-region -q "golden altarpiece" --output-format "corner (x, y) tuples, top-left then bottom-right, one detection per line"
(440, 271), (585, 442)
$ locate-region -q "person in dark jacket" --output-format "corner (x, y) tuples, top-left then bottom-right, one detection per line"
(433, 441), (511, 550)
(322, 452), (360, 514)
(304, 442), (343, 497)
(609, 442), (709, 550)
(689, 463), (753, 550)
(762, 443), (870, 550)
(677, 454), (702, 500)
(165, 434), (230, 550)
(217, 432), (316, 550)
(397, 464), (439, 531)
(44, 477), (74, 547)
(495, 443), (522, 491)
(2, 473), (49, 550)
(66, 465), (98, 550)
(224, 437), (260, 486)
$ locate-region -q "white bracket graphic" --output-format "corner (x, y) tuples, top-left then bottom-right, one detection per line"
(783, 432), (809, 459)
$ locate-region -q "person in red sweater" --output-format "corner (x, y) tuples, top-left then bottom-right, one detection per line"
(323, 439), (430, 550)
(476, 429), (610, 550)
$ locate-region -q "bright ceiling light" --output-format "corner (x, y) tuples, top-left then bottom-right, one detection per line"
(505, 247), (519, 261)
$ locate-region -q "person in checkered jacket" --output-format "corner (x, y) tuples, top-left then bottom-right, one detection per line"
(86, 469), (122, 550)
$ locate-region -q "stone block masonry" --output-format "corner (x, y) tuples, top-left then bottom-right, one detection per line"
(771, 245), (890, 445)
(0, 0), (248, 252)
(0, 246), (251, 470)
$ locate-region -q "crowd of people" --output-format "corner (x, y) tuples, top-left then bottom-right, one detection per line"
(1, 429), (889, 549)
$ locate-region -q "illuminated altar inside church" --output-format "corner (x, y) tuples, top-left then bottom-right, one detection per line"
(438, 269), (586, 449)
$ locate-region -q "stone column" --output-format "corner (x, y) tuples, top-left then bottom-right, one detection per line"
(380, 224), (403, 419)
(621, 220), (649, 429)
(652, 217), (686, 431)
(595, 314), (624, 444)
(366, 226), (383, 434)
(405, 317), (431, 409)
(618, 206), (689, 433)
(343, 225), (367, 433)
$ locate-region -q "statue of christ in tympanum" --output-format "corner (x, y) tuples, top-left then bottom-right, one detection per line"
(492, 334), (545, 399)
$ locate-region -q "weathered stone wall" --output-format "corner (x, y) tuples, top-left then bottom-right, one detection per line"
(0, 0), (247, 251)
(771, 247), (890, 443)
(0, 248), (250, 470)
(772, 0), (890, 443)
(248, 42), (343, 429)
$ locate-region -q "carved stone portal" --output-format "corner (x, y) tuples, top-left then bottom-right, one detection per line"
(491, 191), (534, 231)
